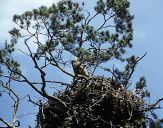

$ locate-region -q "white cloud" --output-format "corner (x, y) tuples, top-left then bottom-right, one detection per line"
(0, 0), (59, 42)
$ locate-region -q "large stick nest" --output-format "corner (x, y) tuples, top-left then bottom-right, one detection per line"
(36, 76), (145, 128)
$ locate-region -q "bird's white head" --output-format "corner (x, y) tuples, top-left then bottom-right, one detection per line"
(72, 57), (78, 62)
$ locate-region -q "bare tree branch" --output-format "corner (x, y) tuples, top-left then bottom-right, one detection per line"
(143, 98), (163, 112)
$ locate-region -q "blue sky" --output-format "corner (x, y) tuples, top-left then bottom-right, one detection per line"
(130, 0), (163, 100)
(130, 0), (163, 119)
(0, 0), (163, 127)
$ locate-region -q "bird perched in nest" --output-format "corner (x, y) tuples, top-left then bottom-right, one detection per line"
(71, 57), (89, 77)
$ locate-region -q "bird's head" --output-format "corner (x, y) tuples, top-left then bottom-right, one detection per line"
(71, 57), (78, 63)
